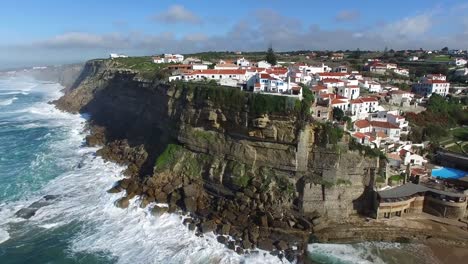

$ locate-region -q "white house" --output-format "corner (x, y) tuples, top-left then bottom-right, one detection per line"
(354, 119), (401, 141)
(257, 60), (272, 69)
(359, 80), (382, 93)
(349, 97), (379, 120)
(388, 90), (414, 105)
(236, 57), (250, 67)
(110, 53), (128, 59)
(192, 64), (209, 70)
(400, 150), (426, 166)
(387, 113), (409, 133)
(316, 72), (349, 81)
(321, 78), (345, 88)
(337, 85), (360, 100)
(453, 58), (468, 67)
(408, 56), (419, 61)
(153, 54), (184, 63)
(248, 73), (289, 93)
(169, 69), (248, 83)
(412, 74), (450, 97)
(393, 68), (409, 77)
(330, 98), (348, 111)
(370, 121), (401, 141)
(164, 54), (184, 63)
(214, 63), (239, 70)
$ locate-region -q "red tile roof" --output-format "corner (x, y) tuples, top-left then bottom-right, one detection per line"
(322, 78), (343, 83)
(387, 153), (402, 161)
(360, 97), (378, 102)
(353, 132), (367, 139)
(355, 119), (371, 128)
(370, 121), (399, 129)
(190, 69), (247, 75)
(426, 80), (449, 84)
(311, 85), (328, 91)
(318, 72), (348, 77)
(331, 99), (347, 105)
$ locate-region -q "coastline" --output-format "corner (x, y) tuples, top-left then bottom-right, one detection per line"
(313, 215), (468, 263)
(48, 60), (468, 263)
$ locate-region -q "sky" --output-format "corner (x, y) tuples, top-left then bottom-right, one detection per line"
(1, 0), (468, 69)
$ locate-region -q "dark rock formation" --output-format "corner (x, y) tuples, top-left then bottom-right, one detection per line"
(55, 59), (381, 261)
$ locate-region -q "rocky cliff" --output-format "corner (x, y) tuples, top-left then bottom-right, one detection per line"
(55, 59), (380, 260)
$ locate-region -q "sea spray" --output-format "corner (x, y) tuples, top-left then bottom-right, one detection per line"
(0, 76), (285, 263)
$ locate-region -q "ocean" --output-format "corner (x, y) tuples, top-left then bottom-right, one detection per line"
(0, 76), (439, 264)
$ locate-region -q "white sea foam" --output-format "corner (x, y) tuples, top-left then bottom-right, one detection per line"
(0, 228), (9, 244)
(0, 77), (286, 264)
(308, 243), (389, 264)
(0, 97), (17, 106)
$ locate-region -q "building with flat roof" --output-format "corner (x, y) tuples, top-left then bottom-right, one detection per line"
(375, 183), (467, 220)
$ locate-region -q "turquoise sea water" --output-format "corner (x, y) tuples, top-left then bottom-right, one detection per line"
(0, 75), (440, 264)
(431, 167), (468, 179)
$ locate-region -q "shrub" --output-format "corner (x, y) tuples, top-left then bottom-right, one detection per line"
(155, 144), (182, 170)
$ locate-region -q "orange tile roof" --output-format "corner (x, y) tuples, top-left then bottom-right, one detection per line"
(355, 119), (371, 128)
(189, 69), (247, 75)
(353, 132), (367, 139)
(311, 85), (328, 91)
(322, 78), (343, 83)
(318, 72), (348, 76)
(331, 99), (347, 105)
(370, 121), (399, 129)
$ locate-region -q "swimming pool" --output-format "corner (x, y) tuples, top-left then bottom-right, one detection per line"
(431, 167), (468, 179)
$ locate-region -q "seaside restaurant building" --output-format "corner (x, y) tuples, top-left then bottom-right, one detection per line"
(375, 183), (467, 220)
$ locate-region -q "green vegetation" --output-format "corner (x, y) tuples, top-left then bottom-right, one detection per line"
(265, 46), (278, 65)
(228, 161), (251, 188)
(155, 144), (183, 170)
(452, 127), (468, 141)
(193, 129), (216, 142)
(389, 174), (405, 182)
(429, 55), (451, 62)
(332, 107), (345, 121)
(315, 123), (344, 146)
(349, 138), (387, 159)
(111, 57), (170, 79)
(172, 81), (302, 116)
(311, 178), (335, 189)
(407, 94), (468, 143)
(336, 179), (352, 186)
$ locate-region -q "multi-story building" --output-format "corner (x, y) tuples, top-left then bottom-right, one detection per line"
(412, 74), (450, 97)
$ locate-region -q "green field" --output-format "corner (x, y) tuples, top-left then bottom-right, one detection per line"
(429, 55), (452, 62)
(107, 57), (171, 79)
(441, 127), (468, 153)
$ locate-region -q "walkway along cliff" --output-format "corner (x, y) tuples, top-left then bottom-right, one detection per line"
(55, 59), (381, 260)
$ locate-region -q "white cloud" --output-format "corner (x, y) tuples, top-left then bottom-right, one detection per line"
(382, 13), (432, 37)
(151, 5), (201, 24)
(37, 32), (131, 49)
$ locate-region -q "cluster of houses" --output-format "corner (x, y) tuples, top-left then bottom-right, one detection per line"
(165, 57), (304, 97)
(364, 59), (409, 77)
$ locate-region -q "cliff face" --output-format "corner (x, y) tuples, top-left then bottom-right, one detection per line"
(56, 59), (379, 256)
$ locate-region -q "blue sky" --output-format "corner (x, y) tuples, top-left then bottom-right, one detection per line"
(1, 0), (468, 68)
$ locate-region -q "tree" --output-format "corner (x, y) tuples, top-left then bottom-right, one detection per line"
(350, 48), (361, 59)
(265, 46), (277, 65)
(441, 47), (449, 53)
(332, 107), (345, 121)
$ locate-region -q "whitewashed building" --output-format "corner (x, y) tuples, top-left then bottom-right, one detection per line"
(412, 74), (450, 97)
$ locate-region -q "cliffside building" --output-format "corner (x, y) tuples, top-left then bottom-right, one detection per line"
(375, 183), (467, 220)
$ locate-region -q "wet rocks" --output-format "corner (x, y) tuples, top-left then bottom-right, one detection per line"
(115, 196), (130, 208)
(151, 205), (169, 216)
(15, 195), (59, 219)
